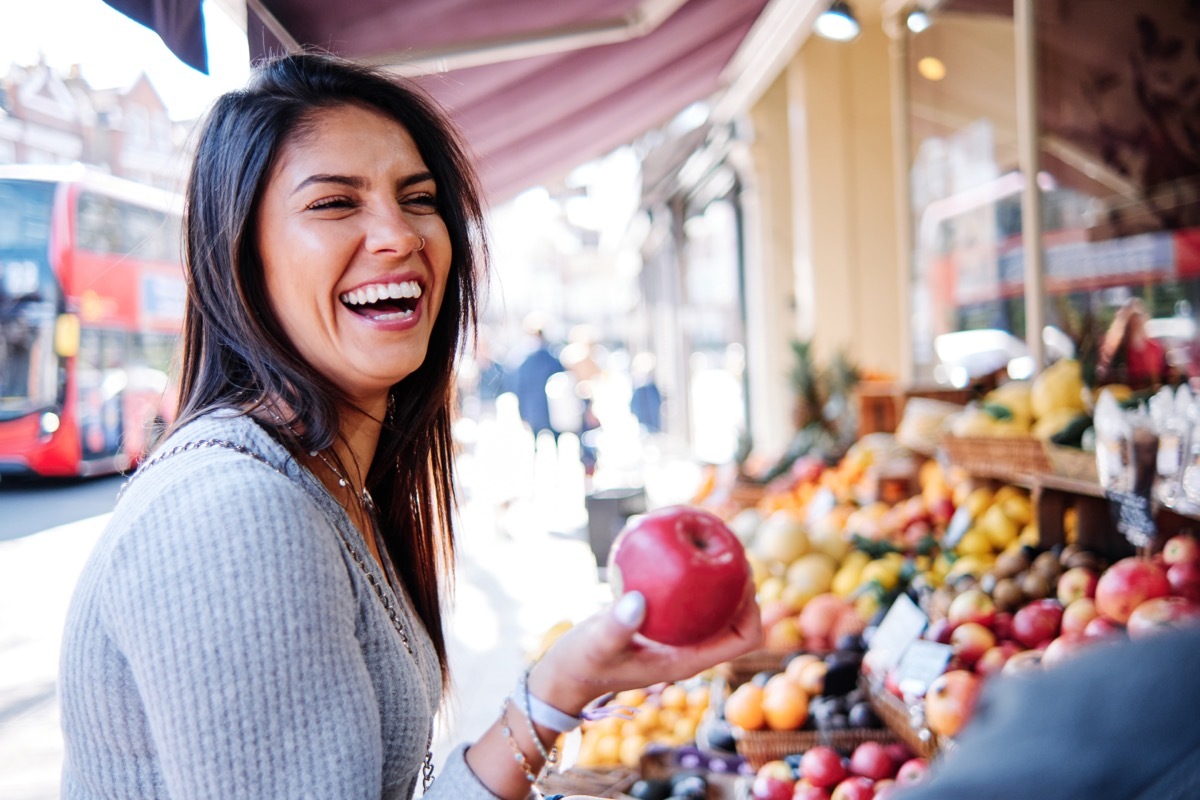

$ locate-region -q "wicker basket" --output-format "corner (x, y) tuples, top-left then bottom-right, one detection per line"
(940, 435), (1053, 481)
(1044, 443), (1099, 483)
(733, 727), (898, 770)
(715, 649), (795, 688)
(865, 679), (942, 760)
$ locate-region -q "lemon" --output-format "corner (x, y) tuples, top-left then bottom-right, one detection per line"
(956, 528), (994, 557)
(860, 559), (901, 591)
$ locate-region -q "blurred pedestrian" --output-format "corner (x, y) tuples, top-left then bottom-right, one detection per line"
(57, 52), (761, 800)
(630, 351), (663, 434)
(513, 318), (565, 437)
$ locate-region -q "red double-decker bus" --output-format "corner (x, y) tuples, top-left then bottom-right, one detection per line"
(0, 164), (185, 477)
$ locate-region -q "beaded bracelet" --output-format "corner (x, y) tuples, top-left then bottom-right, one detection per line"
(517, 669), (560, 766)
(500, 696), (541, 789)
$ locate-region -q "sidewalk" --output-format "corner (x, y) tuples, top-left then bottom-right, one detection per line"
(0, 494), (607, 799)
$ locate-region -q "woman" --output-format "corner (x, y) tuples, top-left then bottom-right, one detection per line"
(58, 53), (760, 799)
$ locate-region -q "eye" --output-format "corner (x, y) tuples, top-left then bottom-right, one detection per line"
(306, 196), (356, 211)
(402, 192), (439, 214)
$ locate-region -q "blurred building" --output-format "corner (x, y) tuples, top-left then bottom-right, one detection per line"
(0, 59), (192, 192)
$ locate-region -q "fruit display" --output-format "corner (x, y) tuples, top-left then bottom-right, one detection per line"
(946, 360), (1095, 442)
(874, 533), (1200, 746)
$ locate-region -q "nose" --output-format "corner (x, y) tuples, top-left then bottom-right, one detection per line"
(365, 204), (424, 256)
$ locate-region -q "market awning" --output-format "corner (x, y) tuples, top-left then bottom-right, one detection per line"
(103, 0), (780, 203)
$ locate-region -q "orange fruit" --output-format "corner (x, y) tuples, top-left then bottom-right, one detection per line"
(784, 653), (821, 683)
(723, 683), (765, 731)
(762, 682), (809, 731)
(797, 660), (828, 696)
(660, 684), (688, 711)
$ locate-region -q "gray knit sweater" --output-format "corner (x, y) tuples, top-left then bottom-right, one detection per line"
(59, 410), (499, 799)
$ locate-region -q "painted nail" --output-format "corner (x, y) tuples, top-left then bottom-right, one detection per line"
(614, 591), (646, 627)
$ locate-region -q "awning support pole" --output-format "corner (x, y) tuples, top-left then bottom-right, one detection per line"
(1015, 0), (1044, 371)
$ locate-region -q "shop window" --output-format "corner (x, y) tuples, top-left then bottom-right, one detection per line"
(907, 0), (1200, 390)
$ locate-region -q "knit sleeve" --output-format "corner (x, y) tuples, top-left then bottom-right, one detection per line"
(98, 454), (385, 799)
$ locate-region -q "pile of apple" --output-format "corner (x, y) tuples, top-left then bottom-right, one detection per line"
(748, 743), (931, 800)
(896, 533), (1200, 742)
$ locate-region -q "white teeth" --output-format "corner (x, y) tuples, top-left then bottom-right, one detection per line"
(339, 281), (422, 306)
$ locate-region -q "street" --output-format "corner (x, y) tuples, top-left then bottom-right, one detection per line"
(0, 475), (125, 542)
(0, 441), (610, 799)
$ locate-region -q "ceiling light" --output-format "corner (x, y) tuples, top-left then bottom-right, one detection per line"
(814, 1), (861, 42)
(906, 8), (932, 33)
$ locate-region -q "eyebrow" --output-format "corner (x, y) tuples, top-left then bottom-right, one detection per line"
(292, 171), (436, 195)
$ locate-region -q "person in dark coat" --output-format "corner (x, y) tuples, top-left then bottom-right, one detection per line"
(895, 626), (1200, 800)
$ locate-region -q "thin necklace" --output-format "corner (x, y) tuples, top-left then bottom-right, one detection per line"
(307, 446), (378, 520)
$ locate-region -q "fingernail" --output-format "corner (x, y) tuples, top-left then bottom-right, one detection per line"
(614, 591), (645, 627)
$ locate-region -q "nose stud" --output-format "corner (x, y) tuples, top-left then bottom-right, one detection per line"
(415, 236), (426, 251)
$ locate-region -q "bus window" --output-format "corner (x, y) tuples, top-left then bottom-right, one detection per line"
(0, 178), (59, 421)
(77, 193), (122, 255)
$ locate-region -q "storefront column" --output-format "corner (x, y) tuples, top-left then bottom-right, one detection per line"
(742, 74), (801, 449)
(1015, 0), (1045, 369)
(785, 20), (903, 377)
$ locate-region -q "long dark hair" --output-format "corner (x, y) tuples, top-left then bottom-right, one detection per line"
(175, 52), (487, 682)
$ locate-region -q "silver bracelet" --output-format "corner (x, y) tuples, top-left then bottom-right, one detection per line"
(515, 668), (583, 734)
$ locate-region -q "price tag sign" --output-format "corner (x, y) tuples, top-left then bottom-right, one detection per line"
(806, 488), (837, 528)
(941, 506), (973, 551)
(895, 640), (953, 698)
(1106, 489), (1156, 548)
(864, 593), (928, 675)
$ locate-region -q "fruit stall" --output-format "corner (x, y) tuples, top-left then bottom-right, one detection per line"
(530, 359), (1200, 799)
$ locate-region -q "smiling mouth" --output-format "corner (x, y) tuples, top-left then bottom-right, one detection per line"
(339, 280), (422, 321)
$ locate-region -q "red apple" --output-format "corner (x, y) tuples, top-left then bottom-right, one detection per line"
(831, 776), (876, 800)
(991, 611), (1013, 642)
(1060, 598), (1099, 636)
(947, 588), (996, 630)
(1083, 616), (1124, 640)
(950, 622), (996, 667)
(924, 669), (981, 737)
(1041, 634), (1094, 667)
(975, 641), (1022, 677)
(1162, 534), (1200, 566)
(929, 497), (956, 526)
(896, 757), (930, 785)
(883, 743), (913, 767)
(849, 741), (895, 781)
(793, 782), (832, 800)
(608, 505), (750, 645)
(1011, 599), (1063, 648)
(753, 775), (796, 800)
(1056, 567), (1098, 606)
(1126, 596), (1200, 639)
(800, 746), (848, 789)
(1094, 557), (1170, 625)
(1167, 561), (1200, 603)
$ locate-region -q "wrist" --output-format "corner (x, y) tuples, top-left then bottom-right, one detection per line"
(525, 659), (597, 719)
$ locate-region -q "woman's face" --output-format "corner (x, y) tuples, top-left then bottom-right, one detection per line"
(256, 103), (451, 407)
